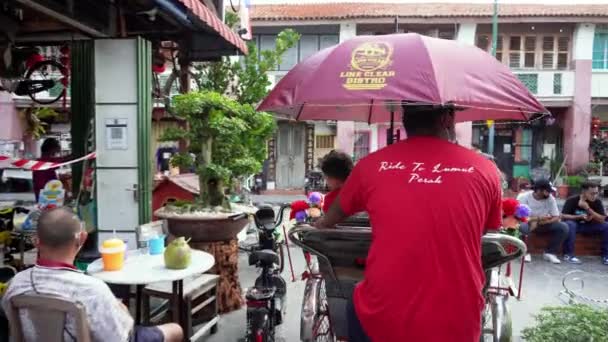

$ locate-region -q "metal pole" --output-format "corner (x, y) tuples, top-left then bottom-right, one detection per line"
(487, 0), (498, 155)
(389, 111), (395, 145)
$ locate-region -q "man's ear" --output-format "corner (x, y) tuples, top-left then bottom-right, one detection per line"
(34, 236), (41, 248)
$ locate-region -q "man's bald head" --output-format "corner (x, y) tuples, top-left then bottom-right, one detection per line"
(37, 208), (82, 249)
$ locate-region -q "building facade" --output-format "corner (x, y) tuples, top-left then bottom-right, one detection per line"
(250, 2), (608, 189)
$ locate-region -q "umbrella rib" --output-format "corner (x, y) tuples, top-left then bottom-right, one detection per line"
(295, 103), (305, 121)
(368, 99), (374, 125)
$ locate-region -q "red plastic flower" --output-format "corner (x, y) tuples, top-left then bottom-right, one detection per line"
(502, 198), (519, 217)
(289, 200), (310, 220)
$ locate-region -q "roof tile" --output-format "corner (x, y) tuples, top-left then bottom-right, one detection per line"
(250, 3), (608, 21)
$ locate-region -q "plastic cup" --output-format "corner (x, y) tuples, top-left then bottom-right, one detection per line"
(149, 235), (165, 255)
(100, 239), (126, 271)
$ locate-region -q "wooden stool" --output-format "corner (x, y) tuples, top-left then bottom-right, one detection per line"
(142, 274), (220, 341)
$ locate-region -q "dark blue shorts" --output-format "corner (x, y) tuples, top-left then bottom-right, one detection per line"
(130, 326), (163, 342)
(347, 299), (372, 342)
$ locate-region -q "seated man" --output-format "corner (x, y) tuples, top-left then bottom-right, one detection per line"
(561, 182), (608, 265)
(1, 208), (183, 342)
(320, 150), (354, 213)
(517, 179), (569, 264)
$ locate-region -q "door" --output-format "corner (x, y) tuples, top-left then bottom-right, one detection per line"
(493, 135), (514, 182)
(276, 122), (306, 189)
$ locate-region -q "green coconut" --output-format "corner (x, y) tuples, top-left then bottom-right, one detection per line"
(164, 237), (192, 270)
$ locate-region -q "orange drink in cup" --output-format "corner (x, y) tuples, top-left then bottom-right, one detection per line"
(100, 238), (126, 271)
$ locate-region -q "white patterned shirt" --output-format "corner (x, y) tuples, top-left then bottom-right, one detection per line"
(1, 264), (134, 342)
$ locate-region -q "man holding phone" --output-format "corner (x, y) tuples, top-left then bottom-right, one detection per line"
(561, 182), (608, 265)
(517, 179), (569, 264)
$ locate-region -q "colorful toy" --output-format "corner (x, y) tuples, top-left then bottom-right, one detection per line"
(38, 180), (65, 209)
(502, 198), (530, 238)
(307, 192), (324, 207)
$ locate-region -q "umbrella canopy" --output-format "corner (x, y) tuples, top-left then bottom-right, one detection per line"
(258, 33), (549, 123)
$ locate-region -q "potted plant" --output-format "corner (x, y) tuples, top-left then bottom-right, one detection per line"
(154, 25), (300, 242)
(154, 92), (269, 240)
(586, 162), (601, 176)
(522, 304), (608, 342)
(565, 175), (586, 197)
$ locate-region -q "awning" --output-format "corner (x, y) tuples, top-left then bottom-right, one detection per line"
(173, 0), (248, 56)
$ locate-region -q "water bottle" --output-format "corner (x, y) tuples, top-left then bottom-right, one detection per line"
(138, 231), (150, 255)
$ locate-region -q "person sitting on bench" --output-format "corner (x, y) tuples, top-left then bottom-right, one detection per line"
(561, 182), (608, 265)
(517, 179), (569, 264)
(1, 208), (183, 342)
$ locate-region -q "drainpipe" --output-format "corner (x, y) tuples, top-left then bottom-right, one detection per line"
(154, 0), (195, 29)
(488, 0), (498, 155)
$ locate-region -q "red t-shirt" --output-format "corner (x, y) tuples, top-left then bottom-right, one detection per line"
(323, 189), (340, 213)
(339, 136), (502, 342)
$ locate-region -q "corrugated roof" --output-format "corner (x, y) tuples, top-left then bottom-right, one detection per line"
(156, 173), (200, 194)
(250, 3), (608, 21)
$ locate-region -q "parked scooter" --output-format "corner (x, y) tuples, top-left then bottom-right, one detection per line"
(242, 204), (290, 342)
(304, 170), (326, 195)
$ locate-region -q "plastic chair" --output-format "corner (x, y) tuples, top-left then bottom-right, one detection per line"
(6, 294), (91, 342)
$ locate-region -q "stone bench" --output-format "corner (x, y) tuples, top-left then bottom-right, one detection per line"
(526, 234), (602, 256)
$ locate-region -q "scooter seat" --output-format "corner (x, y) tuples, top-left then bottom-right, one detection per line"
(249, 249), (279, 267)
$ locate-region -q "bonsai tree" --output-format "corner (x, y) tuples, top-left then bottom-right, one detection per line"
(160, 92), (274, 209)
(159, 19), (300, 211)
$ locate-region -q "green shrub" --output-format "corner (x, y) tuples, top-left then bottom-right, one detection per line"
(522, 304), (608, 342)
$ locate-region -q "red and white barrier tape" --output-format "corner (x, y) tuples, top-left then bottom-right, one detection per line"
(0, 152), (96, 171)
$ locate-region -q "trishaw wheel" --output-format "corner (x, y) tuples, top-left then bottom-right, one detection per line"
(489, 294), (512, 342)
(312, 280), (335, 342)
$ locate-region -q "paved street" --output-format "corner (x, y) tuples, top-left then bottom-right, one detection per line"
(202, 201), (608, 342)
(4, 193), (608, 341)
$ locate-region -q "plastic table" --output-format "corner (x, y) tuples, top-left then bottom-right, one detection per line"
(87, 250), (215, 328)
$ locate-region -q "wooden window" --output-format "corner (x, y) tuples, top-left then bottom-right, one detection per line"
(542, 36), (555, 69)
(557, 36), (570, 69)
(476, 35), (503, 62)
(524, 36), (536, 68)
(315, 135), (335, 149)
(542, 36), (570, 69)
(509, 36), (536, 68)
(476, 35), (490, 51)
(509, 36), (522, 68)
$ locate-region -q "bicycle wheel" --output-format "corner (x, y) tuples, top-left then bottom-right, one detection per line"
(25, 60), (67, 104)
(312, 279), (334, 342)
(489, 293), (512, 342)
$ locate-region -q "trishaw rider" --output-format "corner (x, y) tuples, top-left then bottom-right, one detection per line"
(316, 105), (503, 342)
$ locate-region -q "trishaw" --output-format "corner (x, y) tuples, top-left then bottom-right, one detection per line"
(288, 216), (526, 342)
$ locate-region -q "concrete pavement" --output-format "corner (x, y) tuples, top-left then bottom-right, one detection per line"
(201, 202), (608, 341)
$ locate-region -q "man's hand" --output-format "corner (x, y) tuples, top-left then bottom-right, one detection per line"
(578, 197), (590, 210)
(585, 215), (593, 222)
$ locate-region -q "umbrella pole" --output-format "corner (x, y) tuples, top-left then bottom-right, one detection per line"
(388, 111), (395, 145)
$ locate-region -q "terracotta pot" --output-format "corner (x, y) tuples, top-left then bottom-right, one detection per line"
(155, 210), (249, 242)
(557, 185), (569, 199)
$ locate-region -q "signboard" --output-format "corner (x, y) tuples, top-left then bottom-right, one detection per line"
(105, 118), (128, 150)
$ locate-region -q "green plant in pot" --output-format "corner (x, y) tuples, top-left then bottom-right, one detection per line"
(154, 24), (300, 242)
(565, 175), (586, 196)
(522, 304), (608, 342)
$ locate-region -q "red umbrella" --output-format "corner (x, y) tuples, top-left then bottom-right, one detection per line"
(258, 33), (549, 123)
